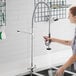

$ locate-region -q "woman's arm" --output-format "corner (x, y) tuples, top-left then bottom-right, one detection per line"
(55, 54), (76, 76)
(51, 38), (72, 46)
(43, 36), (72, 46)
(62, 54), (76, 70)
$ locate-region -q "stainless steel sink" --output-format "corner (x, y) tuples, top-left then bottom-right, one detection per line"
(49, 64), (76, 76)
(48, 68), (74, 76)
(18, 64), (76, 76)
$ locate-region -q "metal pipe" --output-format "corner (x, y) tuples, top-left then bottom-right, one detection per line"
(31, 1), (51, 74)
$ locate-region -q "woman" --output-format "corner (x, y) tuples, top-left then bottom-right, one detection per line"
(43, 6), (76, 76)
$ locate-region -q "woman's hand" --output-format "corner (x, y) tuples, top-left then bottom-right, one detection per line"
(43, 36), (51, 42)
(43, 36), (55, 42)
(55, 67), (64, 76)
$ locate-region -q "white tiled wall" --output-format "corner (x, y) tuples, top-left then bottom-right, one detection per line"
(0, 0), (76, 76)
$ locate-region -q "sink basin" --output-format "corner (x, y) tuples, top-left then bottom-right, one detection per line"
(21, 64), (76, 76)
(48, 68), (73, 76)
(56, 64), (76, 73)
(24, 74), (37, 76)
(37, 68), (74, 76)
(49, 64), (76, 76)
(23, 67), (75, 76)
(23, 72), (44, 76)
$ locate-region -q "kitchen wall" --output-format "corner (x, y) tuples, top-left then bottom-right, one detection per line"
(0, 0), (76, 76)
